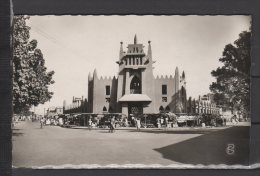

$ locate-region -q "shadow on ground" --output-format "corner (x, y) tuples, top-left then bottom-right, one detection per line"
(12, 129), (24, 136)
(153, 126), (249, 165)
(128, 129), (217, 135)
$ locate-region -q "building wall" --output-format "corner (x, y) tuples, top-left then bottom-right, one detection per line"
(141, 62), (156, 113)
(87, 36), (187, 115)
(153, 76), (174, 113)
(90, 74), (118, 114)
(186, 94), (221, 115)
(88, 70), (187, 115)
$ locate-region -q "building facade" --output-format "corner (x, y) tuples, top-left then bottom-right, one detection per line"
(46, 106), (63, 117)
(187, 94), (221, 115)
(87, 35), (187, 117)
(63, 96), (88, 114)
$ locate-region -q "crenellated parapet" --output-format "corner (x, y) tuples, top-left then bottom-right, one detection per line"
(94, 75), (118, 82)
(88, 69), (118, 82)
(155, 75), (174, 81)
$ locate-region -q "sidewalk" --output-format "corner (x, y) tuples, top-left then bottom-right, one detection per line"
(70, 126), (230, 131)
(69, 121), (250, 130)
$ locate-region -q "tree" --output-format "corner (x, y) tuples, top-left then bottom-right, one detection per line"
(210, 31), (251, 116)
(13, 15), (55, 114)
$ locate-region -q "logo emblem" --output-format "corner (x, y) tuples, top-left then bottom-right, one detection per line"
(226, 143), (235, 155)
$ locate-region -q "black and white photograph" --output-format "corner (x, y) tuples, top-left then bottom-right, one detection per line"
(12, 15), (251, 168)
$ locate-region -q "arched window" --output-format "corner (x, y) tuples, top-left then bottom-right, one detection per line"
(103, 106), (107, 112)
(130, 76), (141, 94)
(165, 106), (170, 112)
(159, 106), (164, 112)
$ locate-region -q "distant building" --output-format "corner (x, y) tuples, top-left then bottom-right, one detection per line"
(87, 35), (187, 117)
(46, 106), (63, 117)
(63, 96), (87, 114)
(187, 94), (221, 115)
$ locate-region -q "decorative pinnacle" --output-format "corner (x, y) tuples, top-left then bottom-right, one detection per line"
(134, 34), (138, 44)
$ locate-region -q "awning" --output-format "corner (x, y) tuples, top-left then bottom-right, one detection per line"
(119, 94), (152, 102)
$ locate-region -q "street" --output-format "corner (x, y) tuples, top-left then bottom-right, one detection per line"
(12, 121), (249, 167)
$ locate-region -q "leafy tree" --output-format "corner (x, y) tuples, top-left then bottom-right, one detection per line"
(210, 31), (251, 116)
(13, 15), (55, 114)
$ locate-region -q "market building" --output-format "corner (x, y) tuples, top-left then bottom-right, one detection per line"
(63, 96), (88, 114)
(187, 94), (221, 115)
(87, 35), (187, 117)
(46, 106), (64, 117)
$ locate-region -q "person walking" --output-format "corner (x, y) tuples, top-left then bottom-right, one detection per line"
(165, 116), (169, 130)
(109, 116), (116, 133)
(88, 117), (92, 131)
(40, 117), (45, 129)
(136, 117), (141, 131)
(157, 117), (161, 129)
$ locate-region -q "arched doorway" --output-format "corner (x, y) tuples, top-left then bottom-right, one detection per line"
(159, 106), (164, 113)
(128, 102), (143, 116)
(130, 76), (141, 94)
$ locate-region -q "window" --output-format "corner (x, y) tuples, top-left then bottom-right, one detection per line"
(105, 85), (110, 95)
(130, 76), (141, 94)
(162, 85), (167, 95)
(162, 97), (167, 102)
(105, 98), (110, 102)
(103, 106), (107, 112)
(159, 106), (164, 112)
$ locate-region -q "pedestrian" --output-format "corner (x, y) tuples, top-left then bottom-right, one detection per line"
(165, 116), (169, 130)
(125, 117), (128, 127)
(234, 115), (238, 124)
(160, 117), (164, 126)
(131, 115), (135, 127)
(109, 116), (116, 133)
(136, 117), (141, 131)
(223, 117), (227, 126)
(40, 117), (44, 129)
(88, 116), (92, 131)
(157, 117), (161, 128)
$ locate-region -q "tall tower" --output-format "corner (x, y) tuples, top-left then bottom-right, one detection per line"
(180, 71), (187, 113)
(116, 35), (154, 116)
(119, 41), (124, 60)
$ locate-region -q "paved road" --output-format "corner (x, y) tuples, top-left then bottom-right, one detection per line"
(12, 121), (249, 167)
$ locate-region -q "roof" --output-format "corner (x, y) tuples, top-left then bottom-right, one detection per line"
(119, 94), (152, 102)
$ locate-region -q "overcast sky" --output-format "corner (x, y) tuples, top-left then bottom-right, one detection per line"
(26, 15), (251, 115)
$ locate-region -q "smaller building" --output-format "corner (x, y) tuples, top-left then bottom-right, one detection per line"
(46, 106), (64, 117)
(187, 94), (221, 115)
(63, 96), (88, 114)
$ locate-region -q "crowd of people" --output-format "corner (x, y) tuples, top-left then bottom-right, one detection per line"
(39, 116), (64, 128)
(12, 112), (245, 131)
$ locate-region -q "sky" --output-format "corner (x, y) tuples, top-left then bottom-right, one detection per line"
(26, 15), (251, 115)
